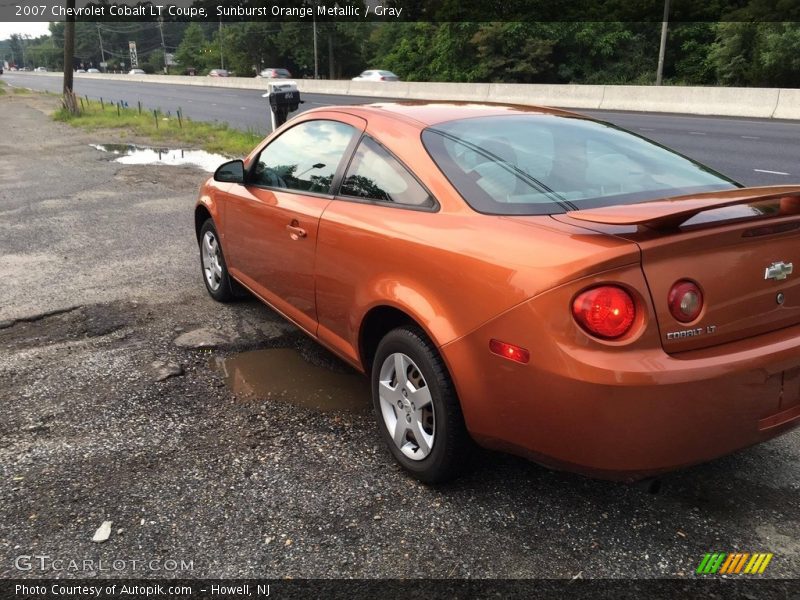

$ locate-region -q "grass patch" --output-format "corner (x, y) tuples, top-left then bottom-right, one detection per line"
(0, 80), (34, 96)
(54, 97), (264, 156)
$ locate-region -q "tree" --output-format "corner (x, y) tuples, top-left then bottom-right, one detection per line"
(471, 23), (554, 83)
(759, 23), (800, 88)
(62, 0), (78, 115)
(708, 22), (761, 86)
(144, 49), (165, 74)
(666, 23), (717, 85)
(223, 23), (282, 77)
(26, 36), (62, 70)
(175, 23), (209, 72)
(551, 22), (657, 84)
(9, 34), (24, 68)
(369, 23), (439, 80)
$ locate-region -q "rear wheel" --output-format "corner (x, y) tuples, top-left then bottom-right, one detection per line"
(199, 219), (235, 302)
(372, 326), (471, 483)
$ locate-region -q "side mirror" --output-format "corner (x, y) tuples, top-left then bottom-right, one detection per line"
(214, 159), (245, 184)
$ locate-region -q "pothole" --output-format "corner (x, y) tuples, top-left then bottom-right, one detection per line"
(216, 348), (370, 413)
(0, 302), (133, 349)
(90, 144), (229, 172)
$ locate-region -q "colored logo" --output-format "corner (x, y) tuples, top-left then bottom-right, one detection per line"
(696, 553), (773, 575)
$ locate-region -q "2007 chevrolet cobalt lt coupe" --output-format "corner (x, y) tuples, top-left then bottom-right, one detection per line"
(195, 102), (800, 482)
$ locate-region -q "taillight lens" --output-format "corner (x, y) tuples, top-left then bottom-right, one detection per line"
(668, 280), (703, 322)
(572, 286), (636, 339)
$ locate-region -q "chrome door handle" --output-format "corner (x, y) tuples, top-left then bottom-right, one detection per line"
(286, 223), (307, 240)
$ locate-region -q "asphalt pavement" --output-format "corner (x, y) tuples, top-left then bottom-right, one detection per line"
(4, 71), (799, 188)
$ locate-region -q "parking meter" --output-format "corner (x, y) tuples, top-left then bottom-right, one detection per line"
(262, 81), (302, 131)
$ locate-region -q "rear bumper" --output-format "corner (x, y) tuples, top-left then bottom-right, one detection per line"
(441, 285), (800, 481)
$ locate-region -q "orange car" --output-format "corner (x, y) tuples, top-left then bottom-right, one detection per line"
(195, 102), (800, 482)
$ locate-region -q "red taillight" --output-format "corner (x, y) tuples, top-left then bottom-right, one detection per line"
(489, 339), (530, 364)
(668, 280), (703, 322)
(379, 76), (387, 80)
(572, 286), (636, 339)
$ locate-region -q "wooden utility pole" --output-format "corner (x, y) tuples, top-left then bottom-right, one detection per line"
(655, 0), (670, 86)
(62, 0), (78, 113)
(328, 32), (334, 80)
(158, 17), (168, 73)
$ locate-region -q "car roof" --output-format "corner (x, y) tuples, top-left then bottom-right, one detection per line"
(314, 102), (587, 128)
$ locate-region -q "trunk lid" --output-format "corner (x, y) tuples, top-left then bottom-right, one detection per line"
(555, 186), (800, 353)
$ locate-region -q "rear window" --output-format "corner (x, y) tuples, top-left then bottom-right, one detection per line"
(421, 115), (738, 215)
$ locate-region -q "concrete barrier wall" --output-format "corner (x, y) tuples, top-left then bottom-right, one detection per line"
(599, 85), (782, 118)
(488, 83), (605, 109)
(40, 72), (800, 120)
(773, 89), (800, 120)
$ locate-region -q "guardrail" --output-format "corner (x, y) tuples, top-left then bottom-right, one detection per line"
(33, 72), (800, 119)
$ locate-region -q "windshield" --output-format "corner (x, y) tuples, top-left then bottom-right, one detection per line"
(422, 115), (739, 215)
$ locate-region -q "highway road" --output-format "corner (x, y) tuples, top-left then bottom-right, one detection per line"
(5, 71), (799, 187)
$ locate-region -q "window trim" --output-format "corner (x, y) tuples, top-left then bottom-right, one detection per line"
(334, 133), (440, 213)
(245, 118), (362, 199)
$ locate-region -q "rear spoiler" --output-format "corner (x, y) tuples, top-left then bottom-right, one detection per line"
(566, 186), (800, 230)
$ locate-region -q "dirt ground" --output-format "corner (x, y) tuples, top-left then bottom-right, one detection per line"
(1, 93), (799, 580)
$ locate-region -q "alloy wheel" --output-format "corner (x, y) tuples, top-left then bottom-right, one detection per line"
(201, 230), (223, 292)
(377, 352), (436, 460)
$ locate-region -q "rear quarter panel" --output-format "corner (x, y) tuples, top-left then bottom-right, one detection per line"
(199, 110), (641, 377)
(314, 114), (641, 369)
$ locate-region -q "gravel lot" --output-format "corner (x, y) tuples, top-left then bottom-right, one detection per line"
(1, 93), (799, 580)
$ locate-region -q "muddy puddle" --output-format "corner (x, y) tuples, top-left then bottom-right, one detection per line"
(90, 144), (228, 172)
(216, 348), (370, 413)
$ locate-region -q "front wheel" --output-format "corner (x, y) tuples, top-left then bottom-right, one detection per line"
(199, 219), (235, 302)
(372, 326), (472, 483)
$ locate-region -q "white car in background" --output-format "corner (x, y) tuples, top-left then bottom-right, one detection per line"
(352, 70), (400, 82)
(34, 67), (48, 72)
(128, 68), (146, 75)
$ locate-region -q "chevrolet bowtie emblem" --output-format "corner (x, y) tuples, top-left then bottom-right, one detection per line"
(765, 261), (793, 281)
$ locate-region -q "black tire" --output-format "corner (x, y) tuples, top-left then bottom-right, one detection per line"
(371, 326), (472, 483)
(198, 219), (236, 302)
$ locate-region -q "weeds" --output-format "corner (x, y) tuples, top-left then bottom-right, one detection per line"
(53, 97), (264, 156)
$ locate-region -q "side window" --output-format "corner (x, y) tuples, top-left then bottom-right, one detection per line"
(251, 120), (357, 194)
(339, 137), (434, 208)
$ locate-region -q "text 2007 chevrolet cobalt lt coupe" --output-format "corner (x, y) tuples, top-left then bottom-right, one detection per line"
(195, 103), (800, 482)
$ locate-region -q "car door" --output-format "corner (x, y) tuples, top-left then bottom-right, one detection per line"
(222, 115), (365, 334)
